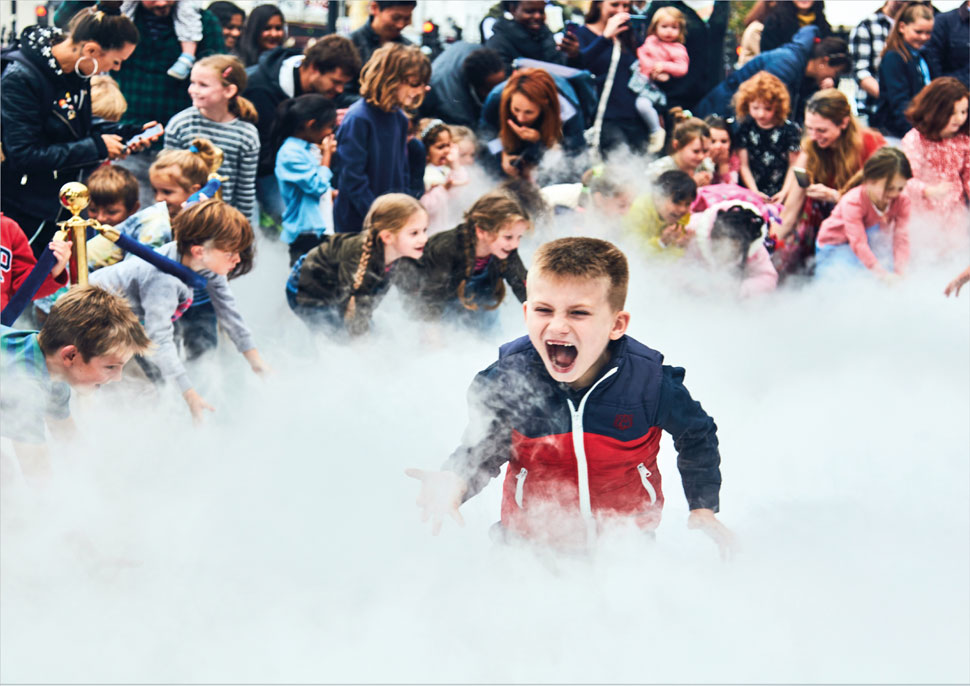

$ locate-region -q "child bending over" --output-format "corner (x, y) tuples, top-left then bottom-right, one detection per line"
(624, 169), (698, 257)
(286, 193), (428, 336)
(414, 189), (530, 329)
(1, 285), (150, 485)
(91, 200), (267, 422)
(815, 147), (912, 281)
(407, 237), (734, 556)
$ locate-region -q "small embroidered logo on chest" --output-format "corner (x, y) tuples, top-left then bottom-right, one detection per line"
(613, 414), (633, 430)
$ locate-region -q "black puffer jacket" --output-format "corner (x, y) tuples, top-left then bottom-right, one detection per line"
(0, 26), (140, 220)
(293, 232), (419, 335)
(414, 223), (528, 320)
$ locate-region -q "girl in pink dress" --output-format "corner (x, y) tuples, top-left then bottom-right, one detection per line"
(900, 77), (970, 230)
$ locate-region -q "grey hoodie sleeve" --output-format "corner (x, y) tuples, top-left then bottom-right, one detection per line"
(138, 274), (193, 393)
(205, 275), (256, 353)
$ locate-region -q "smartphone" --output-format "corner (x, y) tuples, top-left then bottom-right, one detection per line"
(628, 15), (648, 44)
(124, 123), (164, 149)
(792, 167), (810, 188)
(564, 21), (579, 36)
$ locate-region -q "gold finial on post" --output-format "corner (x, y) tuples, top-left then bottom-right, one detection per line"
(57, 182), (103, 286)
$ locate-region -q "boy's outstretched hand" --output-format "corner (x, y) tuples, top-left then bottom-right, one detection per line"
(688, 508), (738, 561)
(404, 468), (467, 535)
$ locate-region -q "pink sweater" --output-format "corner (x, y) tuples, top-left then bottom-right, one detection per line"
(899, 129), (970, 224)
(637, 35), (689, 78)
(816, 185), (911, 275)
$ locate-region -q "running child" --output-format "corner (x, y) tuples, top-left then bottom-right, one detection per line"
(413, 189), (530, 327)
(734, 71), (802, 200)
(90, 199), (267, 422)
(406, 237), (734, 556)
(334, 43), (431, 234)
(629, 6), (689, 154)
(419, 118), (469, 235)
(1, 285), (150, 484)
(286, 193), (428, 336)
(272, 94), (339, 265)
(815, 147), (912, 280)
(122, 0), (203, 80)
(164, 55), (260, 223)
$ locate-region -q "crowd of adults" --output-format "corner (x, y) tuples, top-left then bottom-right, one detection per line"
(1, 0), (968, 291)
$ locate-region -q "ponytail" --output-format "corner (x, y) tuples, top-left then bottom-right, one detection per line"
(67, 5), (139, 50)
(195, 55), (258, 124)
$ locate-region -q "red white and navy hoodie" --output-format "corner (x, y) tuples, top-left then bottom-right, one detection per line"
(443, 334), (722, 548)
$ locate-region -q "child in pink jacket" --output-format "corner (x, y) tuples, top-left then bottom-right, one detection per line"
(629, 6), (689, 153)
(685, 200), (778, 297)
(815, 147), (911, 281)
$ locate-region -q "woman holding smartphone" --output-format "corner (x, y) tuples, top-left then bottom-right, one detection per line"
(563, 1), (651, 154)
(775, 89), (886, 277)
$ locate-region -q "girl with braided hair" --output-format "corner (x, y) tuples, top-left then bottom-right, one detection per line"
(414, 189), (531, 328)
(286, 193), (428, 336)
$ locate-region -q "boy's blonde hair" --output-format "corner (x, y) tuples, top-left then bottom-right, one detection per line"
(346, 193), (426, 322)
(194, 54), (258, 123)
(173, 199), (255, 278)
(90, 74), (127, 122)
(457, 189), (531, 311)
(531, 237), (629, 312)
(86, 164), (139, 212)
(37, 285), (152, 361)
(150, 138), (222, 191)
(359, 43), (431, 112)
(648, 6), (686, 43)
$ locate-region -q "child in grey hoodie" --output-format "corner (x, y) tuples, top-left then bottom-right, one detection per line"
(91, 200), (268, 422)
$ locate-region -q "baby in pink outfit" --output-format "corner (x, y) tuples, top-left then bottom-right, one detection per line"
(629, 7), (690, 153)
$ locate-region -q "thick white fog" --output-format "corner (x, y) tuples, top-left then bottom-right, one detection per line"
(1, 188), (968, 683)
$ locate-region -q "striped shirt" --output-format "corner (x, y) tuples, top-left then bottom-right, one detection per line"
(0, 326), (70, 443)
(163, 107), (260, 221)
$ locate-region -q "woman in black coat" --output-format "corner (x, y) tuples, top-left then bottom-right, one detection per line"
(1, 7), (159, 256)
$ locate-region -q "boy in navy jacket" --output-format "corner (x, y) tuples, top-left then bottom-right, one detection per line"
(408, 237), (734, 555)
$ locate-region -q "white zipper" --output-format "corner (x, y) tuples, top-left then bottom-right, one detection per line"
(514, 467), (528, 508)
(637, 463), (657, 504)
(566, 366), (618, 541)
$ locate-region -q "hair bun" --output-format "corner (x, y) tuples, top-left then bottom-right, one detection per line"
(99, 4), (122, 16)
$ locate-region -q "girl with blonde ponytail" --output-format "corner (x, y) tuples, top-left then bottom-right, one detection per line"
(414, 189), (531, 328)
(286, 193), (428, 336)
(164, 54), (260, 222)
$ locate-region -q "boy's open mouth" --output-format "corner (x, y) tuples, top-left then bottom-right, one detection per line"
(545, 342), (577, 373)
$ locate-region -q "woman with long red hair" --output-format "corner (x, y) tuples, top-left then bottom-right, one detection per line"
(493, 68), (563, 179)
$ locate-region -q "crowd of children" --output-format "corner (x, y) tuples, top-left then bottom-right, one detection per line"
(2, 1), (969, 558)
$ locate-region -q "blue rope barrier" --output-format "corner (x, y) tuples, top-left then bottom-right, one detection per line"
(114, 234), (207, 290)
(1, 248), (59, 326)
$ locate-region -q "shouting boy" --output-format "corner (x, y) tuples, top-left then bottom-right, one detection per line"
(408, 237), (734, 556)
(1, 285), (151, 484)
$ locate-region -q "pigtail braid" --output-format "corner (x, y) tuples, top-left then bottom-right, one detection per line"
(344, 230), (376, 324)
(456, 221), (479, 311)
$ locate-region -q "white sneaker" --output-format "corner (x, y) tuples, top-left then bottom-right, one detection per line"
(647, 129), (666, 154)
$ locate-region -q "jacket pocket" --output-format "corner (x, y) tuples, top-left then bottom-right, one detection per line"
(514, 467), (528, 508)
(636, 463), (657, 505)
